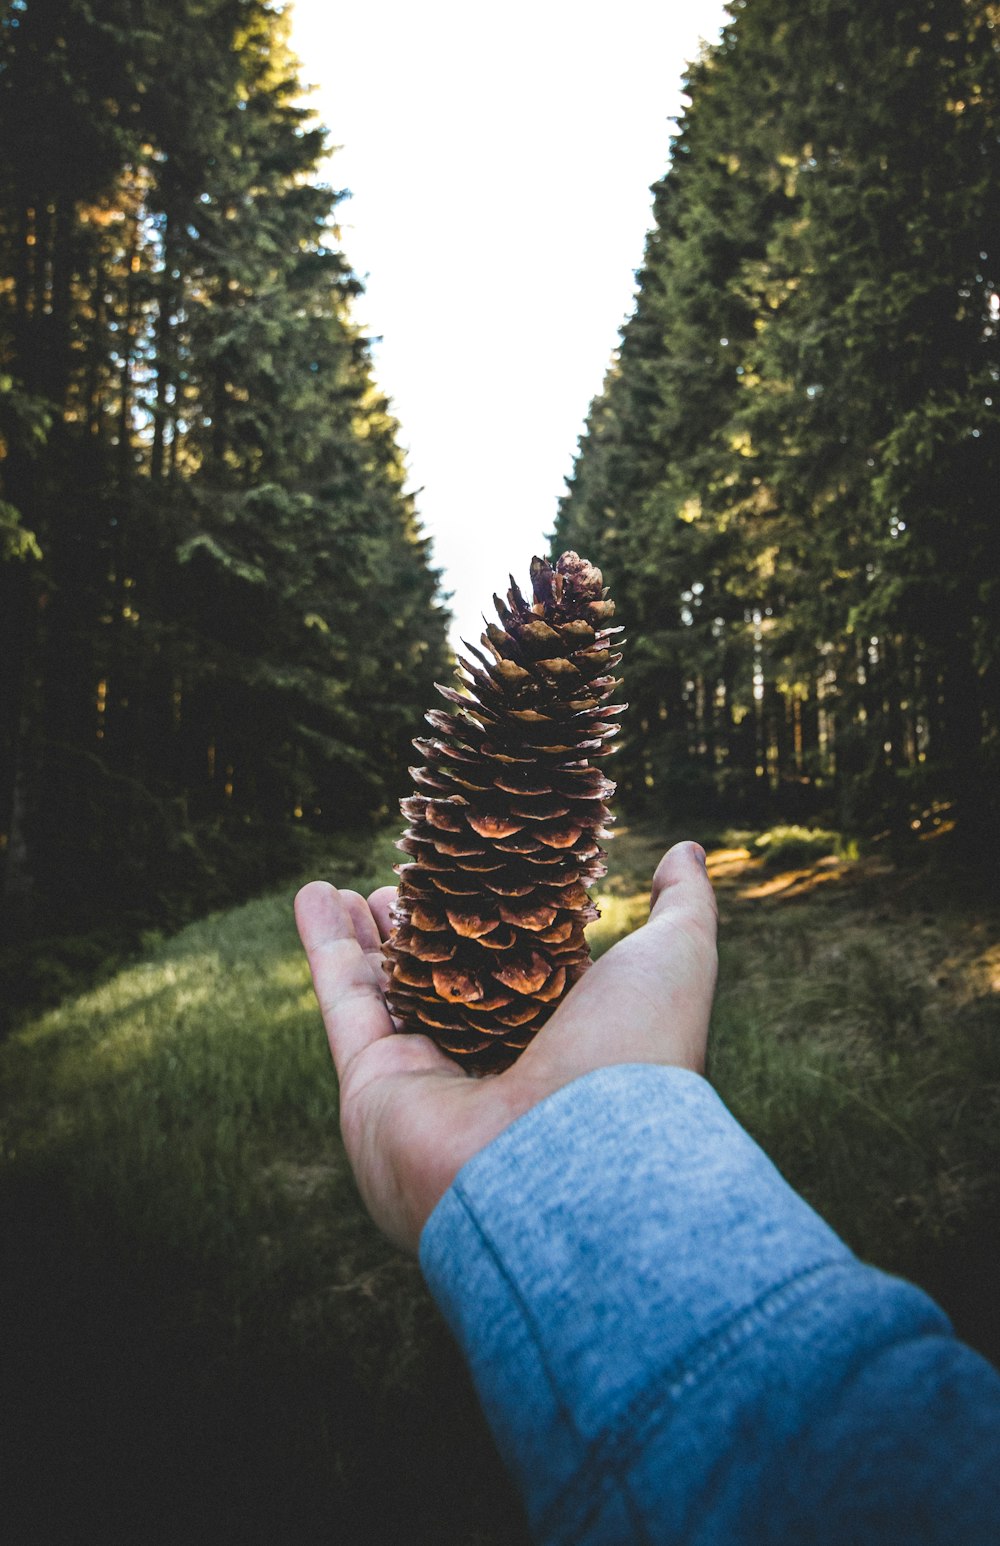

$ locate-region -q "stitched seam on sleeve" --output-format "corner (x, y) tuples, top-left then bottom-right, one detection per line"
(801, 1321), (968, 1522)
(451, 1181), (655, 1546)
(539, 1256), (857, 1544)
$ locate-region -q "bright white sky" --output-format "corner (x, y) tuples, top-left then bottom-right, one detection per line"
(289, 0), (729, 649)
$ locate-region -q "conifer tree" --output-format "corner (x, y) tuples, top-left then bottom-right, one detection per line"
(0, 0), (450, 926)
(557, 0), (1000, 846)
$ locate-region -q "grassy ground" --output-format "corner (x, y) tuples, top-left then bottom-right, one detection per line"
(3, 822), (999, 1541)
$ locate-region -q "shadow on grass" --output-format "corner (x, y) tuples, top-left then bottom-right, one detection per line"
(1, 829), (529, 1544)
(1, 1165), (529, 1546)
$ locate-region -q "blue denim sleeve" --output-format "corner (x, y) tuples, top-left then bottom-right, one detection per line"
(418, 1065), (1000, 1545)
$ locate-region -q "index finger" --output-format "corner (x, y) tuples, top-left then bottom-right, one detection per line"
(294, 881), (394, 1079)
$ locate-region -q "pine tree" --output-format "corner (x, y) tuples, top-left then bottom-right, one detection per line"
(558, 0), (1000, 847)
(0, 0), (450, 926)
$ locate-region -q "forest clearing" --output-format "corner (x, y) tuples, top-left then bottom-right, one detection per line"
(3, 822), (997, 1542)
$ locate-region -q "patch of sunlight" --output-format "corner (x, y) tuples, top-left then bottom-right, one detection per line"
(707, 846), (752, 878)
(267, 955), (315, 990)
(90, 1021), (159, 1072)
(72, 977), (221, 1077)
(918, 818), (957, 842)
(251, 990), (318, 1026)
(15, 954), (220, 1049)
(969, 940), (1000, 995)
(738, 863), (844, 902)
(587, 890), (649, 957)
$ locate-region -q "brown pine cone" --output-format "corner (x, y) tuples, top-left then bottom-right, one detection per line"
(383, 551), (624, 1074)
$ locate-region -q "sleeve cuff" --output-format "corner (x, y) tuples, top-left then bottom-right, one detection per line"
(418, 1064), (958, 1543)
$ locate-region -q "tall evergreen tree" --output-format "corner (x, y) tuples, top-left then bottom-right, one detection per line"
(557, 0), (1000, 846)
(0, 0), (450, 928)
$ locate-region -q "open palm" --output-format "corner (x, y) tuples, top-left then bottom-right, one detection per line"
(295, 840), (718, 1252)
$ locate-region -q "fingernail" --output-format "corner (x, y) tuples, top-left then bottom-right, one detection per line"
(693, 844), (708, 871)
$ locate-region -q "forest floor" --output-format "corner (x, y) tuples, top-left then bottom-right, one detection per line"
(2, 822), (998, 1544)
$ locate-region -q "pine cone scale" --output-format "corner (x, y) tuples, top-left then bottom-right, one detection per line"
(385, 551), (624, 1074)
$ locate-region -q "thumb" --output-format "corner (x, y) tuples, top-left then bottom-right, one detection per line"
(513, 840), (718, 1088)
(650, 841), (718, 938)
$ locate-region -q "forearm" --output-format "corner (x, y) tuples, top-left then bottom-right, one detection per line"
(419, 1066), (1000, 1544)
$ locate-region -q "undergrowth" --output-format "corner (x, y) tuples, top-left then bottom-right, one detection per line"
(750, 823), (856, 871)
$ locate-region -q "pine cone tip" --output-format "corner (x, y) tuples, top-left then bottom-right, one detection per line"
(530, 551), (605, 608)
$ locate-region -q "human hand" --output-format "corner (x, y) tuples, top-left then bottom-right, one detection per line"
(294, 840), (718, 1254)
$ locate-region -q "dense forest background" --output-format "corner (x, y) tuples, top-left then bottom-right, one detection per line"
(2, 0), (999, 966)
(0, 0), (450, 948)
(557, 0), (1000, 851)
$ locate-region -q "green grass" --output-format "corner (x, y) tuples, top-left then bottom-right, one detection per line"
(1, 829), (529, 1545)
(3, 821), (999, 1541)
(710, 913), (1000, 1263)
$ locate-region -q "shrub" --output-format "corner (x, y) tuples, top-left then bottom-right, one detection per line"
(753, 824), (845, 871)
